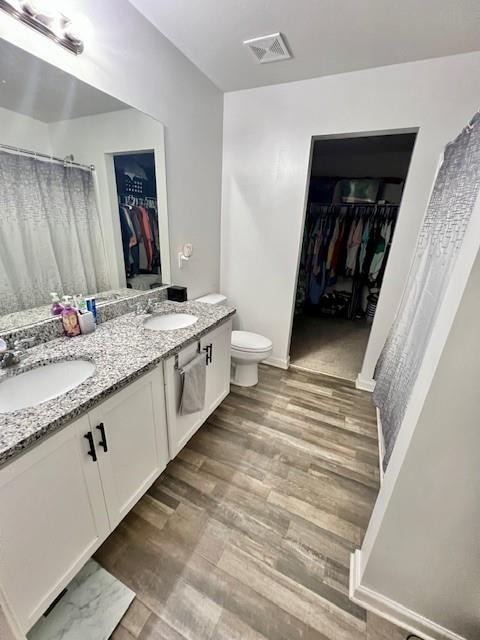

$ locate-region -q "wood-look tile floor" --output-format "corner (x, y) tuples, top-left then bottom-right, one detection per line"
(97, 365), (407, 640)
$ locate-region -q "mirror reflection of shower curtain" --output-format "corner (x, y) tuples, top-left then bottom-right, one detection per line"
(373, 112), (480, 470)
(0, 151), (110, 314)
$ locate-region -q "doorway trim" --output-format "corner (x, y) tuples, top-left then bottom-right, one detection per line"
(286, 126), (419, 383)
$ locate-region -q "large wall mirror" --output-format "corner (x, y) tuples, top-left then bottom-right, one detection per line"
(0, 39), (170, 333)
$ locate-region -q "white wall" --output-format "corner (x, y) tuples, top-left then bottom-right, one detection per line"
(0, 0), (223, 299)
(358, 241), (480, 639)
(49, 109), (170, 290)
(221, 52), (480, 375)
(349, 180), (480, 639)
(0, 106), (51, 154)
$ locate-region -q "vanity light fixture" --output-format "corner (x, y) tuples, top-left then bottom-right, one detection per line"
(0, 0), (84, 54)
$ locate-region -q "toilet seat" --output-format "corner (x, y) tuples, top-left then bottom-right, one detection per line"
(231, 330), (272, 353)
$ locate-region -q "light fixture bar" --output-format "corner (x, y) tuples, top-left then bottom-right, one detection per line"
(0, 0), (84, 55)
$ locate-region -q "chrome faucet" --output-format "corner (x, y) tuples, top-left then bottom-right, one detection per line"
(135, 299), (158, 315)
(0, 337), (36, 369)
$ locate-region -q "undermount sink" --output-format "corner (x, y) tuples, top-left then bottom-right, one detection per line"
(143, 313), (198, 331)
(0, 360), (96, 414)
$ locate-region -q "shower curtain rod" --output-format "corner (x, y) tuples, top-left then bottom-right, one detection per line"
(0, 143), (95, 171)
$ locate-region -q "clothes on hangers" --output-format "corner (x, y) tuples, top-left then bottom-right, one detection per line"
(301, 204), (397, 308)
(118, 198), (161, 276)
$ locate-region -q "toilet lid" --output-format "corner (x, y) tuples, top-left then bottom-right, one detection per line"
(196, 293), (227, 305)
(231, 330), (272, 352)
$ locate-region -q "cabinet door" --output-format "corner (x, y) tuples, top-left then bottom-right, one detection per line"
(201, 319), (232, 416)
(164, 340), (207, 458)
(89, 367), (168, 529)
(164, 320), (232, 459)
(0, 415), (109, 633)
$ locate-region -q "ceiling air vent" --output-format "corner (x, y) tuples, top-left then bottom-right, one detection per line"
(243, 33), (291, 64)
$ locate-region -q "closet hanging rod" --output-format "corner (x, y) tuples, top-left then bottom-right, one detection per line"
(0, 143), (95, 171)
(312, 202), (399, 208)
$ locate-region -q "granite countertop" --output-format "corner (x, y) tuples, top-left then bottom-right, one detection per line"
(0, 287), (157, 334)
(0, 301), (235, 466)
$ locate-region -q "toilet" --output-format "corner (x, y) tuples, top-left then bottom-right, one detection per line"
(196, 293), (273, 387)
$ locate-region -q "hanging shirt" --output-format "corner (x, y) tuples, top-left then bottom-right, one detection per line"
(345, 218), (363, 275)
(137, 206), (154, 271)
(358, 219), (370, 273)
(330, 217), (346, 273)
(305, 217), (320, 273)
(369, 221), (392, 282)
(326, 218), (340, 269)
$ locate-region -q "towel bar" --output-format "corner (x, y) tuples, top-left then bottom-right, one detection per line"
(174, 341), (202, 370)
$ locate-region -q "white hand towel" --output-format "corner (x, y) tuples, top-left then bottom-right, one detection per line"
(179, 353), (206, 415)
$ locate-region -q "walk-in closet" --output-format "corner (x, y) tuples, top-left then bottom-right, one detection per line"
(290, 133), (416, 380)
(114, 151), (163, 290)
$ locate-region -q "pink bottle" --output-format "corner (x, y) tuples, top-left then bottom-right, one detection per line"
(61, 296), (81, 337)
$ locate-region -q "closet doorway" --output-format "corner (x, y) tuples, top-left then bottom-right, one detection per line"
(290, 132), (417, 380)
(114, 151), (163, 291)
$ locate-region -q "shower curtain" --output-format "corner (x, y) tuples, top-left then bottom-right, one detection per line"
(0, 151), (110, 315)
(374, 112), (480, 470)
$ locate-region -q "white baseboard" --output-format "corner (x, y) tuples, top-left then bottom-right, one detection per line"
(350, 551), (465, 640)
(264, 356), (290, 370)
(355, 373), (376, 392)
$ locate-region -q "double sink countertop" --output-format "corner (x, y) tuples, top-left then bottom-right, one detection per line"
(0, 301), (235, 467)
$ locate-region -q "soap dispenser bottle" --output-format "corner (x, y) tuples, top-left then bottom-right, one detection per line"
(50, 292), (64, 316)
(61, 296), (81, 337)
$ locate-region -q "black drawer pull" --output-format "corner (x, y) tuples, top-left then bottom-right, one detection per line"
(96, 422), (108, 452)
(84, 431), (97, 462)
(203, 343), (213, 365)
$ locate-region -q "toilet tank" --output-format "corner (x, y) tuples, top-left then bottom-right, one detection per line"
(195, 293), (227, 305)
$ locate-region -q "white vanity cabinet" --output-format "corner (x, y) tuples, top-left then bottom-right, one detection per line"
(0, 414), (109, 633)
(0, 367), (168, 634)
(164, 319), (232, 457)
(89, 368), (168, 529)
(0, 319), (232, 635)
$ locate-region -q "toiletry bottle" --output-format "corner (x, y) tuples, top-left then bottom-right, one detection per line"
(61, 296), (81, 337)
(50, 292), (63, 316)
(85, 296), (97, 323)
(76, 294), (88, 314)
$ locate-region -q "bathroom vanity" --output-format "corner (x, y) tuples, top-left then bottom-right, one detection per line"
(0, 301), (234, 634)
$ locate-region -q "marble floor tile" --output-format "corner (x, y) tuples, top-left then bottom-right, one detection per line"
(27, 560), (135, 640)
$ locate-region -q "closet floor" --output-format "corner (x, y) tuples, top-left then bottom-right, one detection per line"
(98, 365), (405, 640)
(290, 315), (371, 381)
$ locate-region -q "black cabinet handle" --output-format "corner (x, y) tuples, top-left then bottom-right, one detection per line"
(84, 431), (97, 462)
(96, 422), (108, 452)
(203, 343), (213, 365)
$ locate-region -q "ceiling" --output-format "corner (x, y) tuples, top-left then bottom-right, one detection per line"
(0, 39), (129, 122)
(129, 0), (480, 91)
